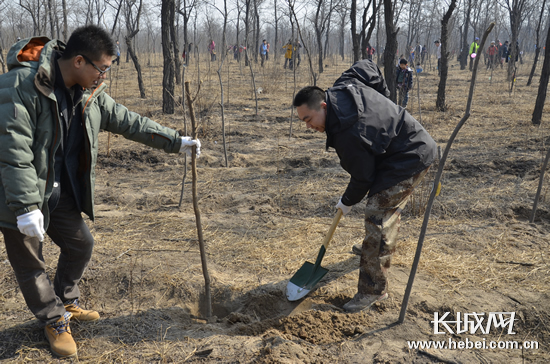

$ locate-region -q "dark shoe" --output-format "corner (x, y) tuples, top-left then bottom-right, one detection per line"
(64, 299), (100, 322)
(44, 312), (77, 358)
(343, 292), (388, 312)
(352, 244), (362, 255)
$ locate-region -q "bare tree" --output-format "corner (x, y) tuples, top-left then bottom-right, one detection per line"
(124, 0), (146, 98)
(84, 0), (107, 25)
(336, 3), (349, 61)
(526, 0), (547, 86)
(459, 0), (473, 70)
(273, 0), (280, 59)
(214, 0), (230, 167)
(162, 0), (176, 114)
(383, 0), (399, 102)
(351, 0), (359, 62)
(404, 0), (422, 53)
(244, 0), (252, 66)
(436, 0), (457, 112)
(531, 19), (550, 125)
(312, 0), (337, 73)
(107, 0), (123, 36)
(61, 0), (68, 41)
(170, 0), (181, 85)
(499, 0), (532, 81)
(253, 0), (261, 63)
(360, 0), (379, 60)
(19, 0), (44, 34)
(177, 0), (198, 66)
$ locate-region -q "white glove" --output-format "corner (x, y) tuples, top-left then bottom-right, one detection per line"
(335, 198), (352, 215)
(16, 209), (46, 241)
(179, 137), (201, 157)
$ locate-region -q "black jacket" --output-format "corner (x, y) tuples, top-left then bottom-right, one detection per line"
(325, 60), (437, 206)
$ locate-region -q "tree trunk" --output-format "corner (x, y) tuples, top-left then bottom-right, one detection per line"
(526, 0), (547, 86)
(436, 0), (457, 112)
(162, 0), (175, 113)
(126, 36), (146, 98)
(350, 0), (360, 63)
(62, 0), (68, 41)
(316, 27), (323, 74)
(274, 0), (279, 59)
(459, 0), (472, 70)
(315, 0), (324, 74)
(170, 0), (181, 85)
(254, 0), (260, 63)
(532, 22), (550, 125)
(383, 0), (398, 102)
(244, 0), (250, 67)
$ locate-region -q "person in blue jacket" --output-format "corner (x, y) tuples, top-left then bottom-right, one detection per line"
(396, 58), (413, 108)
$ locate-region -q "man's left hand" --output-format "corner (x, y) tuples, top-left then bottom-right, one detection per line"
(180, 137), (201, 157)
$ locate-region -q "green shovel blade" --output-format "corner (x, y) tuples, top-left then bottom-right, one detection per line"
(286, 246), (329, 301)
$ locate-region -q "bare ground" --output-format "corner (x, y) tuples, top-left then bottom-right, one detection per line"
(1, 53), (549, 363)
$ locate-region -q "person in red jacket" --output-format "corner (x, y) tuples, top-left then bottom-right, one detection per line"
(486, 41), (498, 70)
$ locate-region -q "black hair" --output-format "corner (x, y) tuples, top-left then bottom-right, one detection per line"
(62, 25), (116, 61)
(293, 86), (325, 110)
(399, 58), (408, 65)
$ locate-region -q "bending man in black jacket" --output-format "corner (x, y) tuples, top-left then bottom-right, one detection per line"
(293, 60), (437, 312)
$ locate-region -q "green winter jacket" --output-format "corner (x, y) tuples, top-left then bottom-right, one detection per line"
(0, 37), (182, 230)
(469, 41), (480, 55)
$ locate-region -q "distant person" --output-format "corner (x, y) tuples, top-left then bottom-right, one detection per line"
(499, 41), (509, 68)
(434, 40), (441, 76)
(396, 58), (413, 108)
(421, 44), (427, 64)
(415, 43), (423, 62)
(366, 43), (375, 60)
(486, 41), (498, 70)
(293, 60), (436, 313)
(469, 37), (480, 71)
(260, 39), (268, 67)
(266, 42), (270, 60)
(283, 39), (293, 69)
(408, 46), (415, 64)
(295, 38), (302, 67)
(115, 40), (120, 65)
(0, 25), (200, 359)
(238, 44), (246, 62)
(208, 39), (216, 61)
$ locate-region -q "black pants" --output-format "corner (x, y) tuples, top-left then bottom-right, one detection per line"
(1, 191), (94, 324)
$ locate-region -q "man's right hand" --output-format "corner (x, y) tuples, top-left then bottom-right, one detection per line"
(16, 209), (45, 241)
(335, 198), (352, 215)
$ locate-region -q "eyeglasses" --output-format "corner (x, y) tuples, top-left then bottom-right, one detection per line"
(80, 54), (111, 75)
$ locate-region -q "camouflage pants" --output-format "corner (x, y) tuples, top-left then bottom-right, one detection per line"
(358, 167), (430, 295)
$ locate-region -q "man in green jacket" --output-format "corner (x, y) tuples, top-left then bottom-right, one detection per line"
(0, 25), (200, 358)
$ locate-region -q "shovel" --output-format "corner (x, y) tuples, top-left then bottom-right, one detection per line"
(286, 209), (343, 301)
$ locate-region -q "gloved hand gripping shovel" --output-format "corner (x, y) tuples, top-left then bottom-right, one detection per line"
(286, 209), (343, 301)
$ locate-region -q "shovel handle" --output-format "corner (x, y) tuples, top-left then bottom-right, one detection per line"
(321, 209), (343, 249)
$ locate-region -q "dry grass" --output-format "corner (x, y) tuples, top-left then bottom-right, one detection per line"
(0, 50), (549, 362)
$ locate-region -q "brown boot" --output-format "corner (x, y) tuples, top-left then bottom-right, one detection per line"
(64, 299), (100, 322)
(44, 312), (77, 358)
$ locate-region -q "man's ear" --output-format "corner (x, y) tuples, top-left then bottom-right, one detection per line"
(73, 55), (85, 69)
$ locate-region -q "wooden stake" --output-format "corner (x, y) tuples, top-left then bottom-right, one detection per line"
(184, 81), (212, 318)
